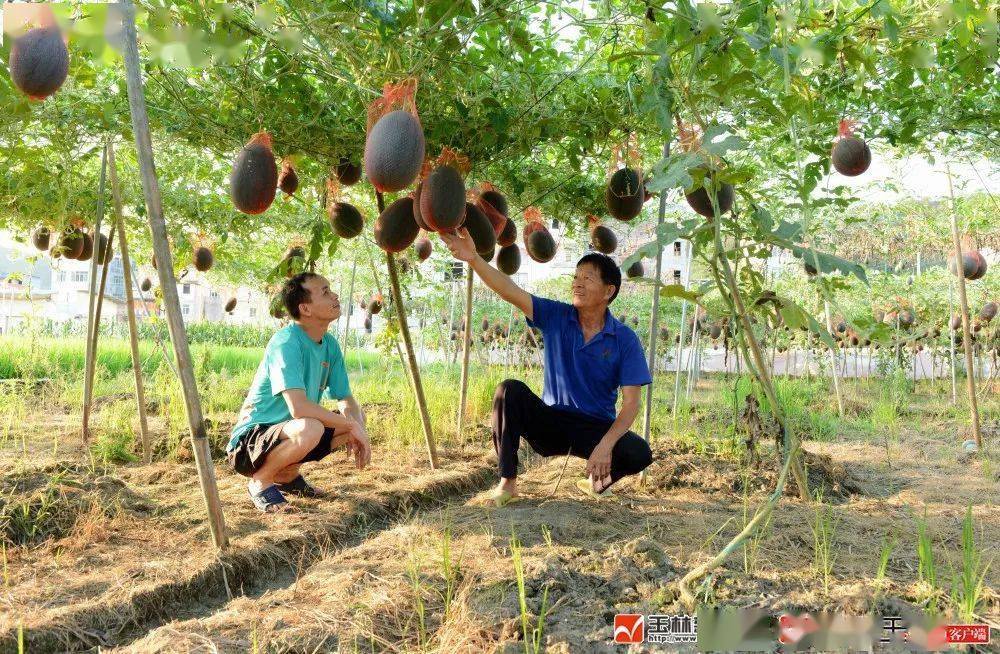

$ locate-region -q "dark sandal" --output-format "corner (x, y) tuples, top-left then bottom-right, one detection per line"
(249, 484), (290, 513)
(275, 475), (322, 498)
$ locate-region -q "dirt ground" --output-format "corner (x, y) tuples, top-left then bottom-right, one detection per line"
(2, 387), (998, 653)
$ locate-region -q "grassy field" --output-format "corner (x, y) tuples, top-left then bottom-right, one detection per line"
(0, 335), (997, 652)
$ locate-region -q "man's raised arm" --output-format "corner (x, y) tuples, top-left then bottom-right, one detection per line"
(441, 227), (533, 320)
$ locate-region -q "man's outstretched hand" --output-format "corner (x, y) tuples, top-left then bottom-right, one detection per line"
(441, 227), (478, 263)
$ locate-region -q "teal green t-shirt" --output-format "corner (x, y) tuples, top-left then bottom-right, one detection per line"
(228, 323), (351, 451)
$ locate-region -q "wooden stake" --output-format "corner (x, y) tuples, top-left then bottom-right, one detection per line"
(375, 192), (438, 468)
(457, 266), (474, 442)
(107, 141), (152, 464)
(946, 165), (983, 449)
(82, 145), (108, 442)
(120, 0), (228, 549)
(640, 142), (669, 483)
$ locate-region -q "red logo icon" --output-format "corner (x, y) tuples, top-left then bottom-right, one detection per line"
(614, 614), (645, 644)
(778, 613), (819, 644)
(944, 624), (990, 644)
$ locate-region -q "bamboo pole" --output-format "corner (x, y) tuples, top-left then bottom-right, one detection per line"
(341, 256), (357, 345)
(457, 266), (475, 441)
(946, 165), (983, 449)
(950, 278), (958, 404)
(120, 0), (228, 549)
(82, 145), (108, 442)
(640, 142), (670, 483)
(108, 142), (151, 464)
(671, 241), (692, 416)
(823, 301), (845, 417)
(375, 192), (438, 468)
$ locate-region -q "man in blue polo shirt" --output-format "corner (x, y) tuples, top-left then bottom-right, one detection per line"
(228, 272), (372, 513)
(442, 227), (653, 505)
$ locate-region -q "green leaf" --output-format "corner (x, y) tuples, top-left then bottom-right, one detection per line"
(659, 283), (702, 302)
(701, 124), (746, 156)
(621, 218), (702, 270)
(646, 152), (702, 193)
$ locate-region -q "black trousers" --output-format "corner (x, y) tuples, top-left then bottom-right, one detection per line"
(491, 379), (653, 487)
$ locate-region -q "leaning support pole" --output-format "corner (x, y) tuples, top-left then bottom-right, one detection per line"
(823, 300), (845, 417)
(671, 241), (692, 416)
(376, 192), (438, 468)
(82, 144), (109, 442)
(457, 266), (475, 441)
(107, 141), (152, 464)
(640, 143), (670, 483)
(946, 165), (983, 450)
(121, 0), (228, 549)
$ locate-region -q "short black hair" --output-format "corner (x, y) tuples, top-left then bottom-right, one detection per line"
(576, 252), (622, 303)
(282, 272), (321, 319)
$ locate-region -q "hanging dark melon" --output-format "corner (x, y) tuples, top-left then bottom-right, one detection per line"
(605, 168), (644, 221)
(462, 202), (496, 256)
(685, 169), (734, 218)
(483, 245), (497, 263)
(369, 294), (383, 315)
(477, 192), (508, 236)
(480, 189), (508, 217)
(31, 226), (50, 251)
(230, 132), (278, 215)
(590, 224), (617, 254)
(95, 232), (112, 265)
(364, 110), (425, 192)
(415, 237), (432, 262)
(411, 183), (430, 231)
(980, 302), (997, 322)
(335, 156), (362, 186)
(525, 230), (556, 263)
(364, 316), (373, 332)
(497, 217), (516, 247)
(968, 250), (988, 280)
(193, 246), (214, 272)
(9, 26), (69, 100)
(626, 260), (644, 279)
(140, 278), (152, 293)
(420, 165), (466, 232)
(948, 252), (980, 279)
(329, 201), (364, 239)
(374, 197), (419, 253)
(77, 232), (94, 261)
(59, 228), (84, 259)
(898, 310), (915, 327)
(497, 244), (521, 275)
(832, 136), (871, 177)
(278, 159), (299, 196)
(225, 297), (237, 313)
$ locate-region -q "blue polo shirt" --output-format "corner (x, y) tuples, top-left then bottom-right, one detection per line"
(526, 295), (652, 421)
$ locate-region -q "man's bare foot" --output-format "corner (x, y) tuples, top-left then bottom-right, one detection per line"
(489, 478), (519, 506)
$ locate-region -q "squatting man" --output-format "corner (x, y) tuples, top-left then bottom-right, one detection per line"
(442, 227), (655, 506)
(228, 272), (371, 513)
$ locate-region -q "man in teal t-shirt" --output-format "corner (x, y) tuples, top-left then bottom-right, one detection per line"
(228, 272), (371, 513)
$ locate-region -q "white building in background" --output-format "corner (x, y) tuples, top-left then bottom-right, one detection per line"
(0, 231), (274, 332)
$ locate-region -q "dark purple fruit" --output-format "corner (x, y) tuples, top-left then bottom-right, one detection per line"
(95, 232), (112, 265)
(329, 202), (364, 239)
(498, 217), (516, 247)
(415, 237), (432, 262)
(369, 295), (383, 315)
(364, 110), (425, 192)
(225, 297), (237, 313)
(278, 160), (299, 196)
(949, 252), (979, 279)
(980, 302), (997, 322)
(335, 157), (362, 186)
(497, 244), (521, 275)
(59, 229), (84, 259)
(898, 310), (914, 327)
(375, 197), (420, 253)
(140, 278), (152, 293)
(420, 165), (466, 232)
(831, 137), (871, 176)
(626, 260), (644, 279)
(685, 171), (734, 218)
(193, 246), (214, 272)
(462, 202), (496, 256)
(9, 26), (69, 100)
(590, 225), (617, 254)
(412, 183), (430, 230)
(605, 168), (644, 221)
(77, 232), (94, 261)
(480, 189), (508, 217)
(525, 229), (556, 263)
(31, 226), (50, 251)
(230, 132), (278, 215)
